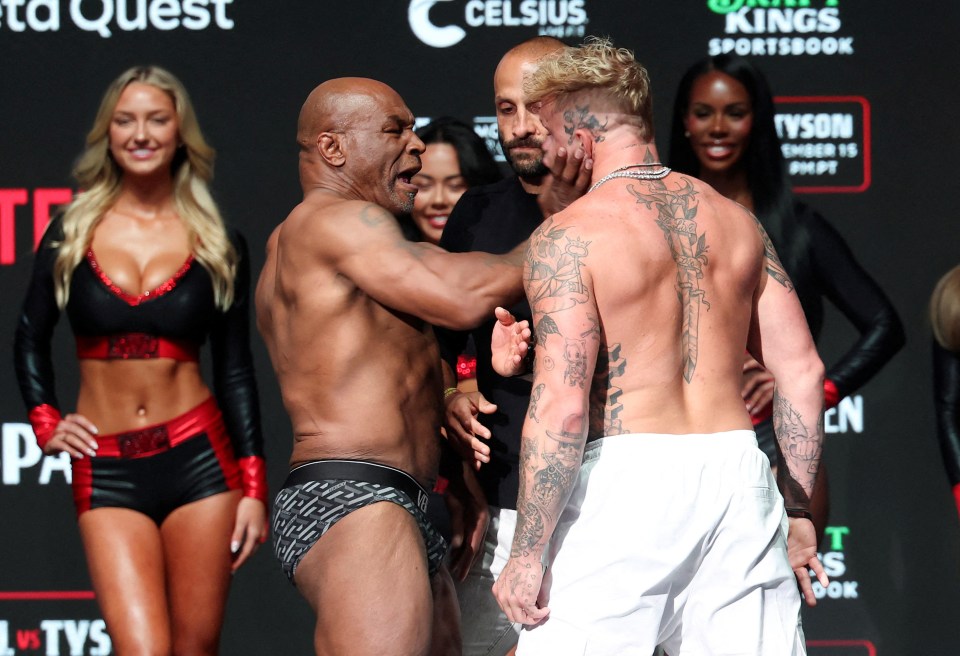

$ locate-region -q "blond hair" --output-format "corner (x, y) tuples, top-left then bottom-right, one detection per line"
(524, 36), (655, 141)
(54, 66), (236, 310)
(931, 265), (960, 353)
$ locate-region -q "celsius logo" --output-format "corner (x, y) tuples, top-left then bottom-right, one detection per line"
(409, 0), (588, 49)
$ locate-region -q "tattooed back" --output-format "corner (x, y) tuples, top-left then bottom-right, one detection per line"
(526, 172), (769, 439)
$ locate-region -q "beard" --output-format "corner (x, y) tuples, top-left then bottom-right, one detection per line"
(396, 188), (416, 214)
(500, 136), (548, 178)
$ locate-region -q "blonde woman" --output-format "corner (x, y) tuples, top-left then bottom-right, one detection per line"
(13, 66), (267, 655)
(932, 265), (960, 523)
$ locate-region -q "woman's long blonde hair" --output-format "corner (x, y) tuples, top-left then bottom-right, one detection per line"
(931, 265), (960, 354)
(53, 65), (236, 310)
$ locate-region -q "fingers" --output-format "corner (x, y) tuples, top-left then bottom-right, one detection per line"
(794, 566), (817, 607)
(231, 499), (267, 572)
(808, 555), (829, 587)
(743, 381), (774, 414)
(50, 414), (100, 458)
(495, 306), (516, 326)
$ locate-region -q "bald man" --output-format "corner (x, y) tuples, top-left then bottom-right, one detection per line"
(434, 37), (592, 656)
(256, 78), (527, 656)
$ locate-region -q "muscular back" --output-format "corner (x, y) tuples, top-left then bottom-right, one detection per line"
(528, 173), (770, 438)
(256, 194), (443, 484)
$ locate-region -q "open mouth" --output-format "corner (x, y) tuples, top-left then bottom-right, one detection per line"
(425, 215), (448, 230)
(704, 143), (735, 159)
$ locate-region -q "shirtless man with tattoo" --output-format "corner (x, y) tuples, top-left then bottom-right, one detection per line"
(255, 78), (526, 656)
(491, 39), (829, 655)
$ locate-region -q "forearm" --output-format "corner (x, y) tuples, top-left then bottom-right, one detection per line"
(511, 402), (587, 559)
(772, 359), (825, 508)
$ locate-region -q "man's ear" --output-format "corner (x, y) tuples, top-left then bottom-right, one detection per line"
(575, 128), (595, 160)
(317, 132), (346, 167)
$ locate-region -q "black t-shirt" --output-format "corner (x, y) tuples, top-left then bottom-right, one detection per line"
(436, 176), (542, 509)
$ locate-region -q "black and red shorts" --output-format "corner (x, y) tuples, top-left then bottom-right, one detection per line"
(71, 396), (241, 523)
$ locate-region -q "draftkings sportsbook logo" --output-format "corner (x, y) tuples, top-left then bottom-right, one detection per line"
(705, 0), (855, 57)
(409, 0), (587, 48)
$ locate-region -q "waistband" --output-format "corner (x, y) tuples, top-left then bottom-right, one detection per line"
(584, 429), (758, 462)
(283, 460), (430, 514)
(94, 396), (221, 458)
(76, 333), (199, 362)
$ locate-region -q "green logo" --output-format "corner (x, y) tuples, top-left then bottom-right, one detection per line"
(707, 0), (838, 14)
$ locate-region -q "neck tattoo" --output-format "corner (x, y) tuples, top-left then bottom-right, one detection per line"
(588, 162), (671, 193)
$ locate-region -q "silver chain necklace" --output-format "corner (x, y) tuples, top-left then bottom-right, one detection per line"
(588, 163), (671, 193)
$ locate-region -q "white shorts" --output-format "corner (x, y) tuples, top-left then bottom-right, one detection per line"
(518, 431), (805, 656)
(456, 506), (522, 656)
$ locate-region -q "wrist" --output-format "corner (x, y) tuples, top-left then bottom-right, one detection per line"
(823, 378), (840, 408)
(238, 455), (268, 503)
(785, 507), (813, 521)
(28, 404), (61, 450)
(953, 483), (960, 522)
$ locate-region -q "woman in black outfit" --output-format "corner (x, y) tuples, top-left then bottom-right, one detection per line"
(13, 66), (266, 654)
(931, 266), (960, 522)
(668, 54), (905, 536)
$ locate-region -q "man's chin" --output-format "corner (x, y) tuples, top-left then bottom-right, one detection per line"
(510, 158), (549, 179)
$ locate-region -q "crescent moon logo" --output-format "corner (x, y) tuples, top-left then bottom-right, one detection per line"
(408, 0), (467, 48)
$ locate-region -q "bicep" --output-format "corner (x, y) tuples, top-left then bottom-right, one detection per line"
(525, 229), (600, 409)
(749, 269), (818, 378)
(328, 203), (507, 326)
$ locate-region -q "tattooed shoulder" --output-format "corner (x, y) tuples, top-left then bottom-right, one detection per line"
(748, 211), (794, 291)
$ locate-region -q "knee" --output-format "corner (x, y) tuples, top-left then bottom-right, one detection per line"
(170, 634), (219, 656)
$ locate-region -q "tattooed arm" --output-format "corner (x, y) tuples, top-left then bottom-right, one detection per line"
(493, 219), (600, 625)
(746, 212), (829, 605)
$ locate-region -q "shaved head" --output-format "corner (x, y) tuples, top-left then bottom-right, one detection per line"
(296, 78), (401, 151)
(498, 36), (567, 70)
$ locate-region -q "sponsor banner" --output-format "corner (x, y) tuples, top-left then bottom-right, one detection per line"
(807, 640), (877, 655)
(812, 525), (860, 602)
(824, 395), (863, 435)
(416, 115), (504, 162)
(0, 0), (237, 38)
(774, 97), (870, 193)
(0, 594), (110, 656)
(1, 423), (72, 486)
(408, 0), (588, 48)
(0, 189), (71, 266)
(704, 0), (855, 58)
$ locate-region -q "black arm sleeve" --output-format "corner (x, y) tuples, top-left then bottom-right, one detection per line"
(805, 209), (905, 396)
(208, 230), (264, 460)
(13, 217), (64, 412)
(933, 339), (960, 487)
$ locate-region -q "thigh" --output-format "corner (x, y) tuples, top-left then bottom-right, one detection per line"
(430, 563), (462, 656)
(161, 490), (240, 656)
(78, 508), (171, 655)
(296, 500), (434, 656)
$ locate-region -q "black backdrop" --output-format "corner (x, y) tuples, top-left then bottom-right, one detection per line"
(1, 1), (958, 654)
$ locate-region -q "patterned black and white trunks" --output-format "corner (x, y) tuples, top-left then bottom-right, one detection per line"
(272, 459), (448, 582)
